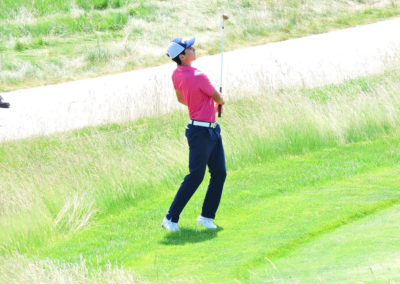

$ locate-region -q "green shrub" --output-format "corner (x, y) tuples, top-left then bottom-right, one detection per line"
(14, 41), (25, 51)
(93, 0), (109, 10)
(127, 0), (155, 18)
(86, 45), (111, 64)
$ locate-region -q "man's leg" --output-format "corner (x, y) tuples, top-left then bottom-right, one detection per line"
(201, 130), (227, 219)
(166, 126), (216, 223)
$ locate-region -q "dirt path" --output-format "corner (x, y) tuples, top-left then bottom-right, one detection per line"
(1, 17), (399, 142)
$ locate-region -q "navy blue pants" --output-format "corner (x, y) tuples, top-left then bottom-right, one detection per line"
(166, 124), (227, 223)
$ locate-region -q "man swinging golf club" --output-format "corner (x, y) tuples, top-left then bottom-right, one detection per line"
(162, 37), (226, 231)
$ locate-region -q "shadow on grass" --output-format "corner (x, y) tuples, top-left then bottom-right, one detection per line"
(159, 227), (224, 246)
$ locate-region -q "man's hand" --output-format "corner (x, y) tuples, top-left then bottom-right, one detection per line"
(212, 90), (224, 117)
(211, 90), (225, 105)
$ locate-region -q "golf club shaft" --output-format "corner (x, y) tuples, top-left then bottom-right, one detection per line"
(218, 17), (225, 118)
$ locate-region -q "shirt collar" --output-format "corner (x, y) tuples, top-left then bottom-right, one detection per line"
(177, 65), (195, 71)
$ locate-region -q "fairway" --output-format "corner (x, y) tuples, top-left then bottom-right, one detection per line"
(31, 136), (400, 282)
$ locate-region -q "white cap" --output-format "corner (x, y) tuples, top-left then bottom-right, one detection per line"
(167, 37), (195, 59)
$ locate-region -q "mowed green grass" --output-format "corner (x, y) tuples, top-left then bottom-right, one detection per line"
(1, 0), (400, 91)
(33, 136), (400, 282)
(253, 203), (400, 282)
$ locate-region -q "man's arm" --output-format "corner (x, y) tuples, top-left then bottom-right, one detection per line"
(175, 90), (187, 106)
(211, 89), (225, 104)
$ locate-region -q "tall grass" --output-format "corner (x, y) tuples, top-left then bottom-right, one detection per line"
(0, 253), (143, 283)
(1, 0), (400, 91)
(1, 69), (400, 256)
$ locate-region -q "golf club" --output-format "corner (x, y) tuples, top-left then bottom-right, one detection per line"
(218, 14), (229, 117)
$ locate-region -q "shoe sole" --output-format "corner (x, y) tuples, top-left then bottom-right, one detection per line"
(162, 224), (178, 232)
(197, 221), (217, 229)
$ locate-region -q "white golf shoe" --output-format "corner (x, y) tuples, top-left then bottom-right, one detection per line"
(162, 217), (179, 232)
(197, 216), (218, 229)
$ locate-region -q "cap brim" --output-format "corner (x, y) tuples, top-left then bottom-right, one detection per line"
(185, 37), (195, 48)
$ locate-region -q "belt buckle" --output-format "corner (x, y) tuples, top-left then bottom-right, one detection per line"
(210, 122), (217, 128)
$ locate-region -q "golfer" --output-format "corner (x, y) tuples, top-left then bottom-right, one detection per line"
(162, 37), (227, 231)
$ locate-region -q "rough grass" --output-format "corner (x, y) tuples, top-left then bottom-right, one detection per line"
(1, 0), (400, 91)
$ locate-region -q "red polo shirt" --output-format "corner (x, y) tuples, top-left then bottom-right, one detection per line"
(172, 65), (216, 122)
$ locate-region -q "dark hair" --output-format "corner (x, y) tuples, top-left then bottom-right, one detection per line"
(169, 50), (185, 65)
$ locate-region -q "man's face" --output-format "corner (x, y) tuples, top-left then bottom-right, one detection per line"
(180, 46), (196, 64)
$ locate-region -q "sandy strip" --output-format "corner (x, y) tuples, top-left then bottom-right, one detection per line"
(1, 17), (400, 142)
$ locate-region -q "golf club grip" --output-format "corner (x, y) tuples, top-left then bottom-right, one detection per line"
(218, 86), (222, 117)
